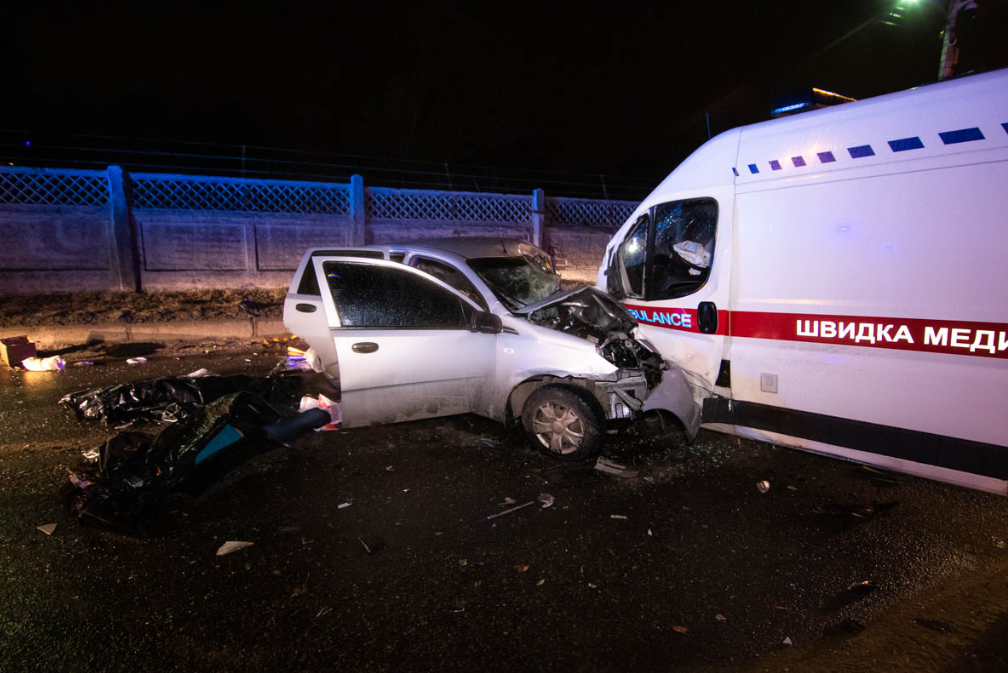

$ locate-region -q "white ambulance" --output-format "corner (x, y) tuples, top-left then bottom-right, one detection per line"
(598, 68), (1008, 494)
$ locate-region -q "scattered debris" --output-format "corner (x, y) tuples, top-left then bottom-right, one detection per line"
(22, 355), (65, 372)
(823, 580), (877, 613)
(185, 368), (210, 378)
(1, 335), (36, 367)
(487, 500), (534, 520)
(757, 480), (770, 494)
(914, 618), (955, 634)
(73, 361), (95, 367)
(81, 447), (100, 463)
(61, 390), (330, 532)
(316, 606), (332, 618)
(537, 578), (545, 586)
(298, 394), (341, 430)
(290, 584), (308, 597)
(782, 637), (793, 646)
(610, 514), (627, 520)
(358, 536), (372, 554)
(715, 614), (727, 622)
(216, 540), (253, 556)
(458, 559), (468, 568)
(499, 497), (517, 506)
(538, 493), (554, 508)
(787, 485), (798, 491)
(125, 357), (147, 365)
(338, 503), (352, 509)
(36, 523), (57, 536)
(588, 583), (597, 589)
(514, 564), (529, 573)
(647, 529), (653, 536)
(672, 626), (688, 635)
(994, 537), (1005, 550)
(594, 456), (639, 478)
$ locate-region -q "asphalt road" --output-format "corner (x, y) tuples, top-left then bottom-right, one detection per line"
(1, 349), (1006, 672)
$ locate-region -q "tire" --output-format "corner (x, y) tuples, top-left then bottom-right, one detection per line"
(521, 385), (603, 461)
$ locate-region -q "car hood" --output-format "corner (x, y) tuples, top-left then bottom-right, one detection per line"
(516, 287), (660, 372)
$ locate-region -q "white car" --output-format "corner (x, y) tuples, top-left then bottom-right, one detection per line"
(283, 239), (700, 460)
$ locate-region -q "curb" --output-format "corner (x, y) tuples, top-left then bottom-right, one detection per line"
(2, 318), (290, 347)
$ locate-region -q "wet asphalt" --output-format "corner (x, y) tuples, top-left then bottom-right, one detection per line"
(1, 350), (1007, 672)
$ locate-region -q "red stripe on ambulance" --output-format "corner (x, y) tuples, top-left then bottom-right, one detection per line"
(625, 305), (1008, 359)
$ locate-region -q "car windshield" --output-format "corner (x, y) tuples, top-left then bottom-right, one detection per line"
(467, 252), (561, 311)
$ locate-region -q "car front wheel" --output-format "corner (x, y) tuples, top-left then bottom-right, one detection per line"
(521, 385), (602, 461)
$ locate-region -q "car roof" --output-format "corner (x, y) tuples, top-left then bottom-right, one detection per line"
(305, 237), (541, 261)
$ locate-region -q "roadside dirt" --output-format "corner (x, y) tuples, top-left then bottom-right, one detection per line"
(0, 289), (286, 327)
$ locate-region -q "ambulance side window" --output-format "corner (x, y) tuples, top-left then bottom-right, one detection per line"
(616, 215), (649, 298)
(649, 198), (718, 300)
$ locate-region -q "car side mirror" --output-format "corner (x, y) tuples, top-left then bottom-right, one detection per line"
(470, 310), (503, 334)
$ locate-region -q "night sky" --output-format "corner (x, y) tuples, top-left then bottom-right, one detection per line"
(3, 1), (1006, 198)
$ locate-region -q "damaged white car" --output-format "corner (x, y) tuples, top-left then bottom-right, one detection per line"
(283, 239), (700, 460)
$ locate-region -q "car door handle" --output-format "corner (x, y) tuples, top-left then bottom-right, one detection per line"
(697, 302), (718, 334)
(351, 342), (379, 354)
(295, 303), (317, 313)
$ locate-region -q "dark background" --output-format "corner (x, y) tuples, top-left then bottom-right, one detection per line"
(2, 1), (1006, 198)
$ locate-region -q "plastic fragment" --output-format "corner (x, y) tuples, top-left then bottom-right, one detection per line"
(610, 514), (627, 520)
(22, 356), (65, 372)
(594, 456), (639, 478)
(672, 626), (688, 635)
(73, 361), (94, 367)
(782, 637), (793, 646)
(185, 368), (210, 378)
(716, 614), (727, 621)
(757, 480), (770, 493)
(537, 578), (545, 586)
(538, 493), (554, 508)
(338, 502), (351, 509)
(37, 523), (57, 535)
(514, 564), (529, 573)
(125, 357), (147, 365)
(216, 540), (253, 556)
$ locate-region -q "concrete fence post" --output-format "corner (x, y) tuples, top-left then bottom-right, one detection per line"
(350, 174), (366, 245)
(107, 165), (141, 292)
(531, 188), (545, 248)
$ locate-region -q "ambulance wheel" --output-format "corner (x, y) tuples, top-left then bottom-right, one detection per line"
(522, 385), (602, 461)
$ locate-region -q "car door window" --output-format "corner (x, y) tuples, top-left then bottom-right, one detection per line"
(298, 250), (385, 295)
(648, 198), (718, 300)
(410, 256), (488, 310)
(323, 261), (468, 329)
(615, 215), (649, 299)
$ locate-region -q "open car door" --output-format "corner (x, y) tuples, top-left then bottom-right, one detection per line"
(312, 256), (498, 428)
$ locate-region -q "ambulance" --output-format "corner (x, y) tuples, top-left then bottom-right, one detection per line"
(597, 68), (1008, 494)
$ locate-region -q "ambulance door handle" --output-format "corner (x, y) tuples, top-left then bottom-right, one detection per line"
(352, 342), (379, 354)
(697, 302), (718, 334)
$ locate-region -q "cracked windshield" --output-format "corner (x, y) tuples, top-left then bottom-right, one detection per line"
(467, 250), (560, 311)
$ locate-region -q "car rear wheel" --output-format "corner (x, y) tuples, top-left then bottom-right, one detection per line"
(521, 385), (602, 461)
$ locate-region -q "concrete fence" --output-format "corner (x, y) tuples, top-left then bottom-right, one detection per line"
(0, 165), (638, 293)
